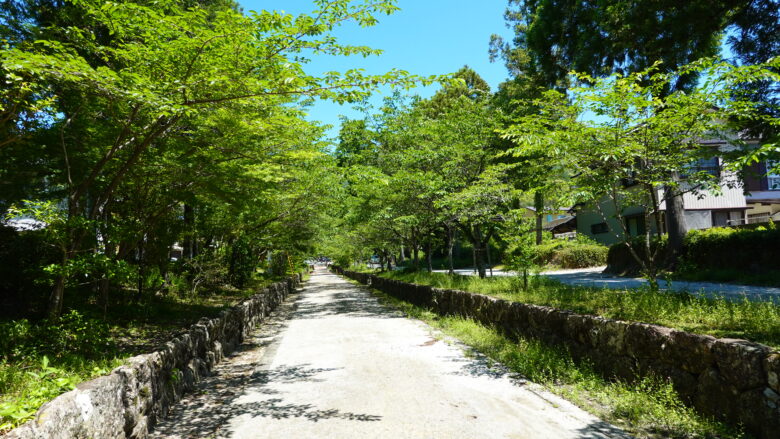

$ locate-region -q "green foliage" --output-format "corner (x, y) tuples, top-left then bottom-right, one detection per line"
(0, 311), (120, 431)
(606, 235), (671, 276)
(535, 238), (608, 269)
(492, 0), (736, 91)
(0, 0), (435, 319)
(679, 227), (780, 280)
(0, 311), (114, 362)
(0, 355), (120, 432)
(227, 237), (256, 289)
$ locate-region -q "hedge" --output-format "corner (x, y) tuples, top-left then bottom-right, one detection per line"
(535, 239), (608, 269)
(681, 226), (780, 273)
(605, 225), (780, 278)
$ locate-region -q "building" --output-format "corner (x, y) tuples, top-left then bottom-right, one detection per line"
(576, 146), (752, 246)
(743, 158), (780, 224)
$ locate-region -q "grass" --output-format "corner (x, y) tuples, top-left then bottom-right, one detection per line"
(675, 268), (780, 288)
(0, 272), (297, 433)
(0, 356), (125, 432)
(368, 286), (746, 439)
(380, 271), (780, 350)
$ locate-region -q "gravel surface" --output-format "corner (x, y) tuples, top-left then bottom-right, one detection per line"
(150, 267), (629, 439)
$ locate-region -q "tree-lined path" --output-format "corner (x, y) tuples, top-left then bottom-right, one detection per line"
(151, 266), (628, 438)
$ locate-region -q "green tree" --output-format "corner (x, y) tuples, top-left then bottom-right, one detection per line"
(1, 0), (430, 318)
(503, 60), (780, 287)
(489, 0), (766, 260)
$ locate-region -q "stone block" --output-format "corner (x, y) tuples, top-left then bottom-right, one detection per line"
(736, 387), (780, 438)
(712, 338), (770, 391)
(624, 322), (673, 360)
(596, 319), (629, 356)
(564, 314), (597, 346)
(7, 374), (126, 439)
(765, 353), (780, 393)
(660, 330), (715, 374)
(695, 367), (738, 422)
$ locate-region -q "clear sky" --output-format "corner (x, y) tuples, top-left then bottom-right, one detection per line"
(237, 0), (514, 139)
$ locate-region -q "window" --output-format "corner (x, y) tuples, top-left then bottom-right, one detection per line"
(682, 157), (720, 179)
(591, 222), (608, 234)
(768, 160), (780, 190)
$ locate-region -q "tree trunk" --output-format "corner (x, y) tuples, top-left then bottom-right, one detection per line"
(413, 246), (419, 269)
(425, 242), (433, 273)
(474, 225), (486, 279)
(99, 277), (110, 317)
(48, 273), (66, 321)
(447, 225), (455, 275)
(648, 184), (664, 235)
(135, 240), (145, 303)
(399, 245), (405, 263)
(664, 176), (687, 268)
(486, 238), (492, 277)
(183, 203), (194, 259)
(534, 190), (544, 245)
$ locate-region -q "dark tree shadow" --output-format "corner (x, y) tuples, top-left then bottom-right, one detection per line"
(576, 420), (633, 438)
(290, 287), (403, 320)
(150, 363), (382, 439)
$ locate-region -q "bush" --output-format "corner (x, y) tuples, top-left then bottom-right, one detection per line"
(0, 311), (114, 362)
(535, 237), (608, 269)
(606, 227), (780, 284)
(681, 227), (780, 273)
(676, 227), (780, 285)
(606, 235), (670, 275)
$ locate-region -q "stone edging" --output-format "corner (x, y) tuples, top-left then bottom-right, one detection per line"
(334, 267), (780, 439)
(6, 274), (303, 439)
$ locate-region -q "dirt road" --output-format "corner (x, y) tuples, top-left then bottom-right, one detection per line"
(151, 267), (628, 438)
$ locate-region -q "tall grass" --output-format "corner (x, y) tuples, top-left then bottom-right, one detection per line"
(383, 271), (780, 349)
(371, 289), (745, 439)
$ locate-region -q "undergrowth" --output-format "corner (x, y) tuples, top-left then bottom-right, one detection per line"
(0, 273), (297, 432)
(382, 271), (780, 350)
(369, 287), (746, 439)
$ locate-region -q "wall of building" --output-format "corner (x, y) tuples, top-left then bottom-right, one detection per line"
(684, 210), (711, 230)
(576, 199), (654, 246)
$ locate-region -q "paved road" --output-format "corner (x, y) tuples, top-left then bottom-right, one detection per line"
(151, 267), (628, 439)
(432, 267), (780, 302)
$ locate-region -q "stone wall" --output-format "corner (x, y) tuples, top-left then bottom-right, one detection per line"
(336, 268), (780, 439)
(6, 274), (302, 439)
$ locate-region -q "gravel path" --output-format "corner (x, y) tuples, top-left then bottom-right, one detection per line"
(150, 267), (629, 439)
(433, 267), (780, 302)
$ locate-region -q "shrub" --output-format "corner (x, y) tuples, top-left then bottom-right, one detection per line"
(0, 311), (114, 362)
(606, 235), (670, 275)
(681, 227), (780, 273)
(535, 237), (608, 269)
(676, 227), (780, 285)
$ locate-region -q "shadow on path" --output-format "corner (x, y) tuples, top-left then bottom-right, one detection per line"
(151, 363), (381, 439)
(291, 285), (403, 320)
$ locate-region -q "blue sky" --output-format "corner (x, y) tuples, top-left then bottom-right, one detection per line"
(237, 0), (514, 139)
